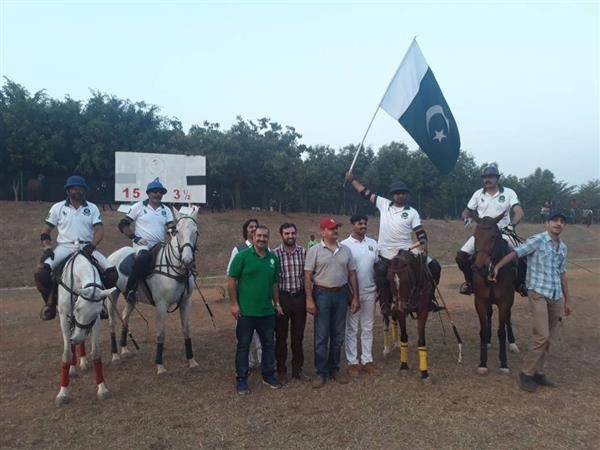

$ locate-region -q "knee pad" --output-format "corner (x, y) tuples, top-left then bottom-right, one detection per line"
(455, 251), (471, 269)
(101, 267), (118, 288)
(34, 264), (53, 295)
(428, 259), (442, 285)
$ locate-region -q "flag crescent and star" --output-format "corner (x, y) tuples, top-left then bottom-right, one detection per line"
(379, 39), (460, 174)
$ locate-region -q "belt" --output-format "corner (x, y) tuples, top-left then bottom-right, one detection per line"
(314, 284), (347, 292)
(280, 289), (305, 296)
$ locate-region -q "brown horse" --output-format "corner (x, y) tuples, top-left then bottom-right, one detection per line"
(386, 250), (436, 380)
(472, 214), (515, 374)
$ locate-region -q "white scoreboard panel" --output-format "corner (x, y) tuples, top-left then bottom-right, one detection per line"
(114, 152), (206, 204)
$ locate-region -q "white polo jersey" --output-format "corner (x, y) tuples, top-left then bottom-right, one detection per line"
(376, 196), (422, 259)
(46, 200), (102, 244)
(467, 186), (519, 229)
(126, 200), (174, 247)
(341, 235), (378, 296)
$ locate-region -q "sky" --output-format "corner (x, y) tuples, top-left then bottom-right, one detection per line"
(1, 0), (598, 186)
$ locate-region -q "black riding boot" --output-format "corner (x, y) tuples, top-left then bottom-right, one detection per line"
(34, 263), (57, 320)
(456, 251), (473, 295)
(515, 258), (528, 297)
(427, 259), (445, 312)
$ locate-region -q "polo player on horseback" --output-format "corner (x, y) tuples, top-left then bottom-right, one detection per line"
(345, 172), (442, 314)
(455, 164), (526, 296)
(34, 175), (118, 320)
(117, 178), (175, 303)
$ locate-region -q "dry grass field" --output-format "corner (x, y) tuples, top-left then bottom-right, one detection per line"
(1, 202), (599, 449)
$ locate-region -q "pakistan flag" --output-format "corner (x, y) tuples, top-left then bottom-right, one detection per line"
(379, 39), (460, 174)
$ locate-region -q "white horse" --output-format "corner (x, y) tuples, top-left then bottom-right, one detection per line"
(55, 251), (116, 407)
(107, 206), (200, 375)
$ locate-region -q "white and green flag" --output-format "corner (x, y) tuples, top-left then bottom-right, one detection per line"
(380, 39), (460, 174)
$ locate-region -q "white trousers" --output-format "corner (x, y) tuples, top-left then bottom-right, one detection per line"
(460, 234), (513, 255)
(44, 243), (113, 271)
(345, 291), (377, 365)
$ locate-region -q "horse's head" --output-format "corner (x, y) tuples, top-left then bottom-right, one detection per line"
(472, 213), (503, 273)
(173, 206), (199, 268)
(388, 250), (418, 297)
(70, 284), (117, 344)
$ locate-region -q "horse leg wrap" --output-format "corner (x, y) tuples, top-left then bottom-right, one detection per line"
(155, 343), (164, 365)
(400, 341), (409, 365)
(184, 338), (193, 360)
(60, 361), (70, 387)
(110, 332), (118, 354)
(79, 342), (86, 357)
(70, 344), (77, 366)
(120, 326), (128, 348)
(93, 358), (104, 385)
(392, 320), (399, 344)
(418, 346), (428, 373)
(383, 329), (390, 349)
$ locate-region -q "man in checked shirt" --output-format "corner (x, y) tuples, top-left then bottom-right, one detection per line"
(274, 223), (310, 383)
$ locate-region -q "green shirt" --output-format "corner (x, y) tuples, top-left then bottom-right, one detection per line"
(307, 240), (318, 248)
(228, 246), (279, 317)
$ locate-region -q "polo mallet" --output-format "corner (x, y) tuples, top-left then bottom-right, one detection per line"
(192, 276), (216, 329)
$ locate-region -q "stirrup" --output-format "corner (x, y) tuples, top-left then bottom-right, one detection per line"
(459, 282), (473, 296)
(430, 301), (445, 313)
(125, 290), (137, 304)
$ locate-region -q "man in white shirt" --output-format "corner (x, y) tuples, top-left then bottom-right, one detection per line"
(118, 178), (175, 303)
(341, 215), (380, 376)
(456, 165), (525, 295)
(345, 173), (442, 315)
(34, 175), (117, 320)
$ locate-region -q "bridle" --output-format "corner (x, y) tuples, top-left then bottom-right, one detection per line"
(58, 251), (104, 334)
(154, 215), (198, 283)
(473, 224), (501, 277)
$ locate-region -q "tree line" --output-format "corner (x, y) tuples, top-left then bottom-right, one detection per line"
(1, 78), (598, 219)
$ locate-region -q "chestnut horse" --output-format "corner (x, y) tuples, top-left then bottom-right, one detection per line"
(386, 250), (436, 380)
(472, 214), (516, 374)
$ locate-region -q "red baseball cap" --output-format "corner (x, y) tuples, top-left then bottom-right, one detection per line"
(319, 217), (341, 230)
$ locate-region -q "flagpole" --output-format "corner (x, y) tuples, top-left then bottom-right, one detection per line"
(346, 36), (419, 176)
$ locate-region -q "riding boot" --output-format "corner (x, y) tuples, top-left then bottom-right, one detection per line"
(100, 266), (118, 289)
(455, 251), (473, 295)
(34, 264), (57, 320)
(426, 259), (444, 311)
(125, 273), (139, 304)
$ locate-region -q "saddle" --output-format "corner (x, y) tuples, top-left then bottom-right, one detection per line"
(51, 251), (104, 284)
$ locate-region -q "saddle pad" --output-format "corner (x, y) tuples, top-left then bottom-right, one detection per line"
(118, 253), (136, 276)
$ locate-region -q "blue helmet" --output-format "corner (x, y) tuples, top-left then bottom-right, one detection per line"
(64, 175), (89, 191)
(146, 177), (167, 194)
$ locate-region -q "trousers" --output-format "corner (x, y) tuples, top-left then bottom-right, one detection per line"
(345, 291), (377, 365)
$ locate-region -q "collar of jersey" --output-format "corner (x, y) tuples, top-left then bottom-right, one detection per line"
(483, 185), (505, 195)
(64, 198), (88, 207)
(143, 199), (164, 209)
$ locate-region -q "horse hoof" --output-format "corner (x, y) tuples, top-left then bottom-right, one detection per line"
(509, 343), (520, 353)
(157, 365), (167, 376)
(393, 341), (401, 349)
(487, 343), (492, 349)
(55, 394), (70, 407)
(69, 366), (78, 378)
(383, 347), (391, 358)
(476, 367), (488, 375)
(111, 354), (121, 364)
(499, 367), (510, 375)
(188, 359), (200, 371)
(97, 383), (110, 400)
(421, 376), (432, 384)
(121, 347), (131, 357)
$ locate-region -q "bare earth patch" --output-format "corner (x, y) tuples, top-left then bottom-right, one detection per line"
(0, 202), (599, 448)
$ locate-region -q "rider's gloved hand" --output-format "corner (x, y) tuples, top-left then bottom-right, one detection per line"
(504, 223), (516, 233)
(82, 244), (95, 259)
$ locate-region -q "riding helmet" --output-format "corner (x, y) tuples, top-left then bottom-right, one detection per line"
(64, 175), (89, 191)
(146, 177), (167, 195)
(481, 165), (500, 178)
(389, 180), (410, 194)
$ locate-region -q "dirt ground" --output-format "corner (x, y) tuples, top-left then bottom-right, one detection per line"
(1, 202), (599, 448)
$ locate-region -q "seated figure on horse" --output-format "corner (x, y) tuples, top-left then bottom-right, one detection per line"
(456, 164), (527, 296)
(34, 175), (118, 320)
(345, 173), (442, 313)
(117, 178), (176, 303)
